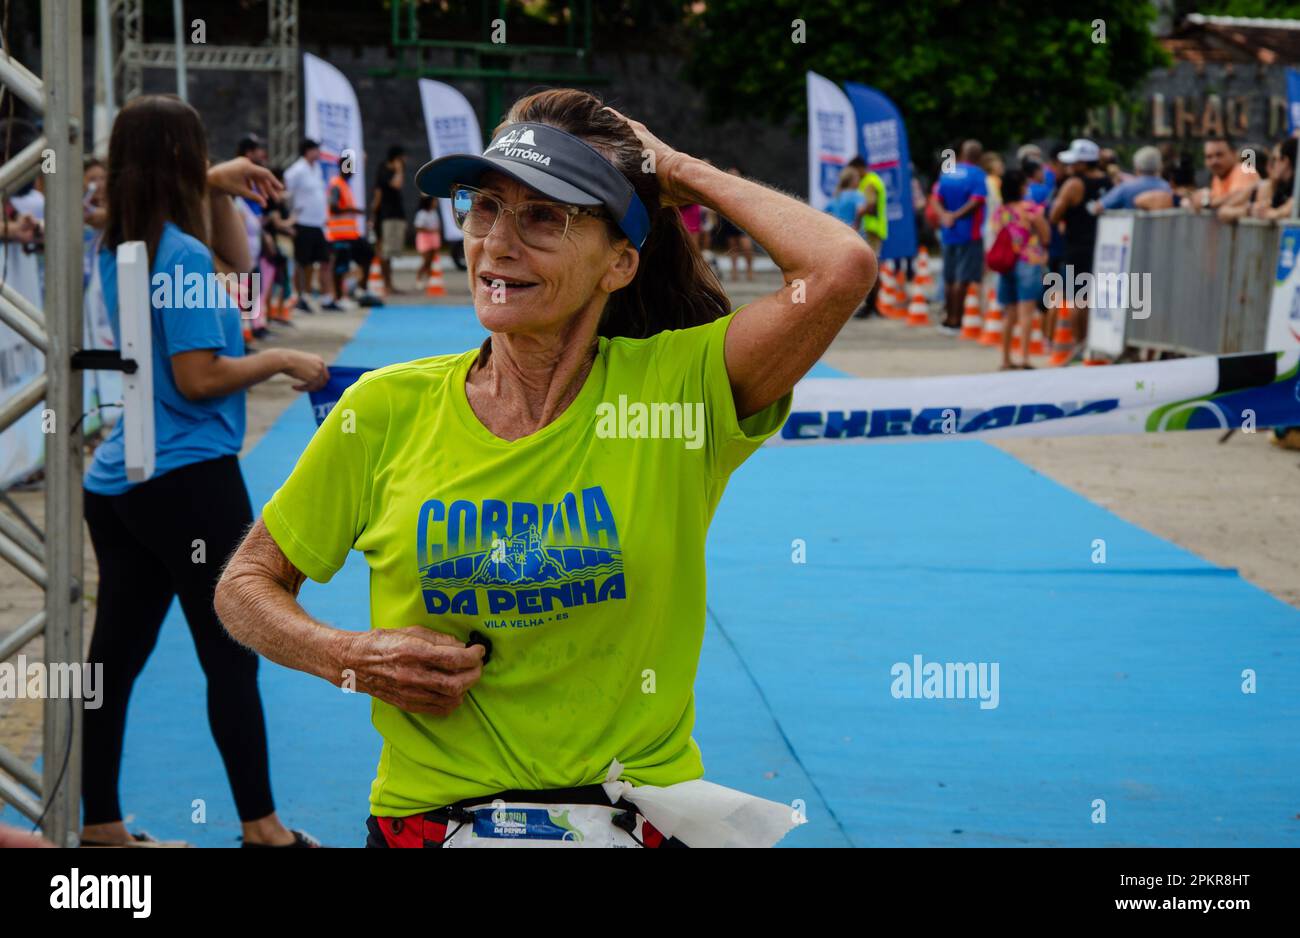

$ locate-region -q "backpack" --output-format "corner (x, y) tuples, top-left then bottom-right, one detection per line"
(986, 205), (1028, 274)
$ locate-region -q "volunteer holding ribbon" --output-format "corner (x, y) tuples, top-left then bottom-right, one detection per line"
(216, 88), (875, 847)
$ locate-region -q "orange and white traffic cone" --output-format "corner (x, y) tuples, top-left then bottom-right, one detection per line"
(959, 284), (982, 340)
(875, 261), (895, 317)
(978, 288), (1004, 346)
(904, 246), (935, 323)
(367, 257), (386, 299)
(913, 247), (934, 307)
(1048, 301), (1075, 366)
(882, 261), (902, 319)
(425, 261), (446, 297)
(905, 279), (930, 327)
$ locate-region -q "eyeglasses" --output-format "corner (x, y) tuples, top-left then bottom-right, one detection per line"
(450, 184), (608, 250)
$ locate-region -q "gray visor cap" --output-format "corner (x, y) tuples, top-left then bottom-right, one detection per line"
(414, 121), (650, 248)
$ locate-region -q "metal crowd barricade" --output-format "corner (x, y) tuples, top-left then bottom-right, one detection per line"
(1120, 210), (1281, 356)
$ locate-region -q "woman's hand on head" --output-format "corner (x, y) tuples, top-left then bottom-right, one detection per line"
(341, 627), (486, 716)
(208, 157), (284, 206)
(602, 106), (694, 207)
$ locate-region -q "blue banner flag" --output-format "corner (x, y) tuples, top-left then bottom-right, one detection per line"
(842, 82), (917, 261)
(1288, 68), (1300, 134)
(308, 365), (372, 425)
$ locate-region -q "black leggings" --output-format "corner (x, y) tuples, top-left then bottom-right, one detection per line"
(82, 455), (274, 826)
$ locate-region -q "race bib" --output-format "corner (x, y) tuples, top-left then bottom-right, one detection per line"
(441, 800), (644, 848)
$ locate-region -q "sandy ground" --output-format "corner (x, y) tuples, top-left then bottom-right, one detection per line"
(3, 257), (1298, 787)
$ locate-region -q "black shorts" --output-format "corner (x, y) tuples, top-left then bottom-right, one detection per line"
(331, 237), (373, 275)
(1063, 249), (1093, 279)
(293, 225), (330, 266)
(714, 217), (742, 242)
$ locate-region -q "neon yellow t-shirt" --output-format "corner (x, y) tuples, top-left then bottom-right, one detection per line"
(262, 309), (792, 815)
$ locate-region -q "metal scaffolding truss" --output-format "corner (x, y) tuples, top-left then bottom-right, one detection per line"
(113, 0), (299, 165)
(0, 0), (86, 847)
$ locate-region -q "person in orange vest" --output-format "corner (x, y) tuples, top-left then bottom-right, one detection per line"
(325, 163), (373, 308)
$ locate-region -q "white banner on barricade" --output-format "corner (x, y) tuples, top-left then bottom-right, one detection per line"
(777, 350), (1300, 445)
(1266, 223), (1300, 353)
(1087, 213), (1134, 359)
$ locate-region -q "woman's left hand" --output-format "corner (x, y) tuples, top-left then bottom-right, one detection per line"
(603, 106), (694, 207)
(208, 157), (284, 207)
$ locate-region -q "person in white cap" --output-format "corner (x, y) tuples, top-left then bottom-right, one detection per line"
(1049, 138), (1112, 354)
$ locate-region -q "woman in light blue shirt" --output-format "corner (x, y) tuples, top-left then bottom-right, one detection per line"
(81, 95), (329, 848)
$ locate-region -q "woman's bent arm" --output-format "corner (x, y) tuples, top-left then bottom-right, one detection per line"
(215, 520), (350, 683)
(607, 108), (876, 420)
(669, 158), (876, 418)
(216, 521), (486, 715)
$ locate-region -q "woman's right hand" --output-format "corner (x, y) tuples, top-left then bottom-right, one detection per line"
(208, 156), (284, 207)
(340, 627), (486, 715)
(279, 349), (329, 392)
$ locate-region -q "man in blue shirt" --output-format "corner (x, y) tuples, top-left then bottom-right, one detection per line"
(930, 139), (987, 333)
(1097, 146), (1172, 211)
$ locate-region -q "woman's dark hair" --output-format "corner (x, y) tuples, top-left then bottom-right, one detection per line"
(103, 95), (209, 264)
(1279, 136), (1298, 170)
(418, 194), (435, 211)
(497, 88), (729, 340)
(1001, 169), (1028, 203)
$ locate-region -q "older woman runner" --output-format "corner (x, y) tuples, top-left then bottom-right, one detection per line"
(215, 89), (875, 847)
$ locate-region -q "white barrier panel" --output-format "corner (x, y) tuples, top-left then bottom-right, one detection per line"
(1087, 213), (1134, 359)
(116, 241), (154, 481)
(776, 350), (1300, 445)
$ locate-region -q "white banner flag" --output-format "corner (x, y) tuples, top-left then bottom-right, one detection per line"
(806, 71), (856, 212)
(303, 53), (365, 206)
(418, 79), (483, 243)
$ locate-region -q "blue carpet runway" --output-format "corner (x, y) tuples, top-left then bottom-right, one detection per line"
(11, 304), (1297, 847)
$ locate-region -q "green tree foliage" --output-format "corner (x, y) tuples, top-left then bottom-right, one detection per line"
(682, 0), (1169, 162)
(1185, 0), (1300, 17)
